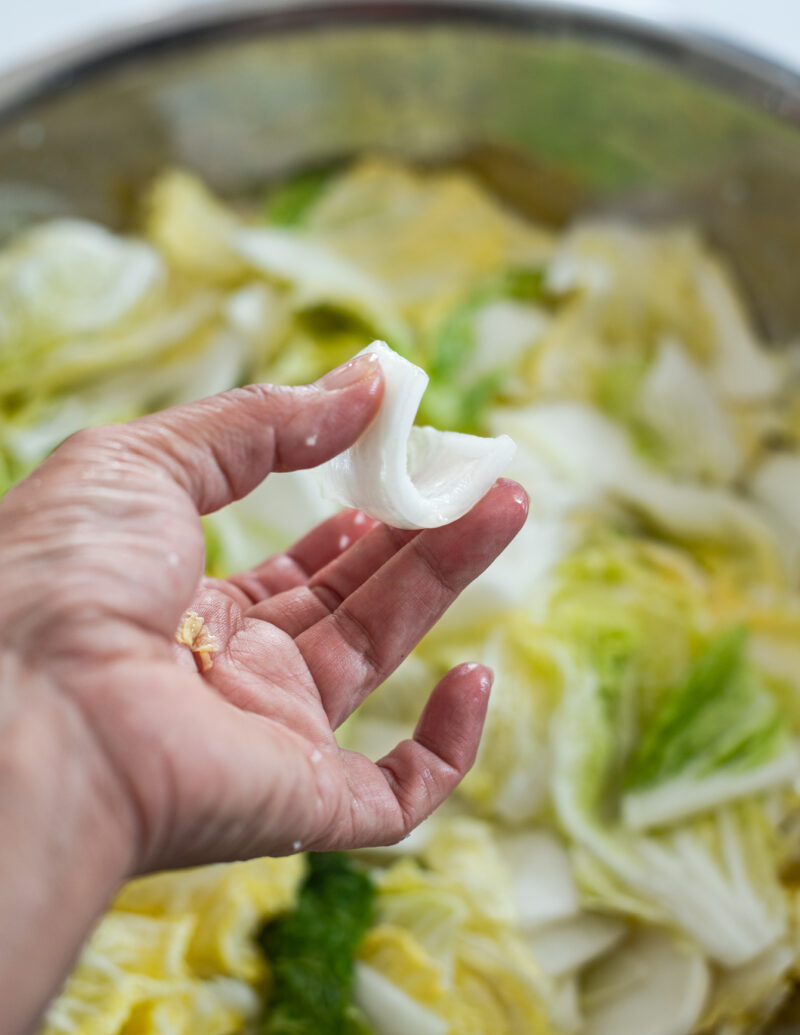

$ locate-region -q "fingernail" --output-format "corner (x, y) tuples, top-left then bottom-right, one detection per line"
(317, 352), (380, 392)
(497, 478), (530, 514)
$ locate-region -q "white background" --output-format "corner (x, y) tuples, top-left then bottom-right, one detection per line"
(0, 0), (799, 78)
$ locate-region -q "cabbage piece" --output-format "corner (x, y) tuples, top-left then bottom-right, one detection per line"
(6, 317), (257, 478)
(353, 964), (449, 1035)
(422, 818), (516, 926)
(420, 268), (550, 434)
(114, 856), (303, 983)
(305, 157), (553, 326)
(367, 820), (572, 1031)
(146, 168), (409, 346)
(525, 913), (627, 978)
(622, 627), (797, 829)
(454, 926), (560, 1035)
(318, 342), (515, 529)
(694, 259), (780, 401)
(360, 884), (557, 1034)
(546, 534), (706, 706)
(115, 979), (262, 1035)
(637, 338), (741, 482)
(404, 820), (605, 1031)
(373, 858), (470, 983)
(496, 401), (779, 577)
(0, 218), (163, 346)
(544, 221), (779, 401)
(440, 408), (594, 634)
(472, 299), (549, 380)
(580, 928), (709, 1035)
(41, 911), (263, 1035)
(0, 218), (220, 400)
(543, 541), (793, 964)
(544, 222), (714, 356)
(235, 229), (408, 347)
(746, 605), (800, 735)
(700, 941), (796, 1032)
(548, 978), (583, 1034)
(357, 924), (461, 1025)
(553, 658), (789, 966)
(0, 206), (274, 485)
(496, 830), (580, 929)
(624, 748), (799, 833)
(145, 169), (246, 283)
(750, 452), (800, 540)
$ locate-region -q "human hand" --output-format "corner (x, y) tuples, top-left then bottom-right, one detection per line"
(0, 351), (526, 888)
(0, 353), (527, 1032)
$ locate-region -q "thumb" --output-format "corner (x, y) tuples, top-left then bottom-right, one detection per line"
(81, 352), (383, 514)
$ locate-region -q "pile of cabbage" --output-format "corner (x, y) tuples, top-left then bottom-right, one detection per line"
(2, 158), (799, 1035)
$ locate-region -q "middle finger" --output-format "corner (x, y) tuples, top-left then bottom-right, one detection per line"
(228, 508), (379, 603)
(295, 479), (528, 727)
(245, 521), (418, 636)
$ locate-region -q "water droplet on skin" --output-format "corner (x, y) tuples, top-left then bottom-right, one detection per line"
(338, 535), (350, 551)
(353, 511), (367, 525)
(305, 434), (318, 447)
(310, 749), (322, 764)
(292, 840), (302, 853)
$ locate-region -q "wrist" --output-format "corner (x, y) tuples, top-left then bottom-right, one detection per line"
(0, 651), (136, 1035)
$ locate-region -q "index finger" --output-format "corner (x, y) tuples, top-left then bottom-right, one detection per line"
(77, 353), (383, 515)
(295, 479), (528, 727)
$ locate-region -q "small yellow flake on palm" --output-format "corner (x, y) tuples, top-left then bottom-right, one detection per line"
(175, 611), (219, 672)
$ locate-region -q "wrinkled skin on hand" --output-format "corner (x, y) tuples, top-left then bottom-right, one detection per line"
(0, 353), (527, 1034)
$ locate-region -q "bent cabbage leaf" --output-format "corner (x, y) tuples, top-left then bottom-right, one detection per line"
(318, 341), (515, 529)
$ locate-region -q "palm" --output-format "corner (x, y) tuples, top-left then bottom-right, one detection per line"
(0, 360), (526, 875)
(106, 475), (519, 870)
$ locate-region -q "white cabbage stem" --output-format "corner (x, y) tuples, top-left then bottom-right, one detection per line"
(318, 341), (515, 529)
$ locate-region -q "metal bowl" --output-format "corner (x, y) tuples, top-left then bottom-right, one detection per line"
(1, 1), (800, 341)
(2, 2), (800, 1028)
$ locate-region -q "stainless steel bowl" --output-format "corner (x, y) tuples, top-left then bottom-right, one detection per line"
(1, 1), (800, 341)
(2, 2), (800, 1027)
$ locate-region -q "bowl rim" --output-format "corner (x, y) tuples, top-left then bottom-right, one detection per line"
(0, 0), (799, 130)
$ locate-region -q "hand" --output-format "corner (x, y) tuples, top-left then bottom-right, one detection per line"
(0, 353), (527, 1033)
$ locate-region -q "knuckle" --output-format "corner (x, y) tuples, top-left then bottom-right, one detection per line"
(377, 753), (430, 842)
(414, 538), (461, 599)
(333, 607), (383, 685)
(309, 580), (345, 616)
(55, 423), (113, 457)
